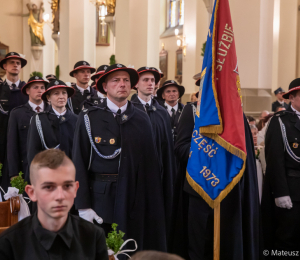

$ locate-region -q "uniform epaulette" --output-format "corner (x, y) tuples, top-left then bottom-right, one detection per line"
(274, 110), (293, 117)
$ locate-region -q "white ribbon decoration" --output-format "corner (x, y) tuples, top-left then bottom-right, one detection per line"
(0, 186), (31, 221)
(108, 239), (138, 259)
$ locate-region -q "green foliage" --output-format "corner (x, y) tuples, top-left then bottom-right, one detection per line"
(201, 41), (207, 57)
(106, 223), (125, 254)
(10, 172), (27, 194)
(55, 65), (60, 80)
(109, 55), (116, 66)
(30, 71), (43, 78)
(0, 163), (2, 177)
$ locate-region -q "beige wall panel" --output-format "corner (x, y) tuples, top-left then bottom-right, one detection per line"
(277, 0), (298, 91)
(229, 0), (260, 89)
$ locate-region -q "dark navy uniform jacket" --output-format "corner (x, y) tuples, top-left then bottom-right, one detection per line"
(173, 103), (261, 260)
(272, 100), (289, 112)
(26, 108), (77, 183)
(7, 102), (50, 178)
(163, 102), (184, 142)
(67, 86), (100, 115)
(131, 96), (175, 242)
(72, 99), (168, 252)
(262, 107), (300, 250)
(0, 80), (28, 164)
(0, 80), (28, 191)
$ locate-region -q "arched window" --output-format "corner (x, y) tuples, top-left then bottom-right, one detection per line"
(168, 0), (184, 28)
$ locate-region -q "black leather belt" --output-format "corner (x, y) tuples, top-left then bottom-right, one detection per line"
(90, 173), (118, 182)
(287, 169), (300, 177)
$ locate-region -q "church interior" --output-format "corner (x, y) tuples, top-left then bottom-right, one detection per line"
(0, 0), (299, 117)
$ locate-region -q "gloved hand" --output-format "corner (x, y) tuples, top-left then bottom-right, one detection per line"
(275, 196), (293, 209)
(78, 208), (103, 224)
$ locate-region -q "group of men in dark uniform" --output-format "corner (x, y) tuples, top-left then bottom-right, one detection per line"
(3, 50), (299, 259)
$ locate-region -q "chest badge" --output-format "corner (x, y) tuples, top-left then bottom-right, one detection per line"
(122, 114), (128, 121)
(152, 106), (156, 111)
(95, 137), (101, 143)
(293, 143), (299, 149)
(110, 138), (115, 144)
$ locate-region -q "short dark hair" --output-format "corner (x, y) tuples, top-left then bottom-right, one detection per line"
(246, 116), (255, 122)
(30, 149), (74, 184)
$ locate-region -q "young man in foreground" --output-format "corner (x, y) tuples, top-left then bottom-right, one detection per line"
(0, 149), (108, 260)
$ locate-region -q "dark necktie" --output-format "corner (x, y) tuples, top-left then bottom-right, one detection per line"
(145, 103), (150, 115)
(83, 89), (90, 96)
(11, 83), (17, 91)
(171, 108), (176, 126)
(35, 106), (41, 113)
(115, 109), (122, 124)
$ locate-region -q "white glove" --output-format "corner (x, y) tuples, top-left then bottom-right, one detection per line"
(78, 208), (103, 224)
(275, 196), (293, 209)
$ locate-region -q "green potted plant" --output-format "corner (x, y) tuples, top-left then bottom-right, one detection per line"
(30, 71), (43, 78)
(110, 55), (116, 66)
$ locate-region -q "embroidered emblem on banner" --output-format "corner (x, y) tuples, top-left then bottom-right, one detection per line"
(110, 138), (115, 144)
(95, 137), (101, 143)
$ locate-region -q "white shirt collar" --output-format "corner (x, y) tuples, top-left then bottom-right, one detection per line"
(76, 85), (90, 95)
(28, 100), (44, 112)
(6, 79), (20, 88)
(278, 100), (284, 105)
(291, 105), (300, 118)
(52, 107), (67, 117)
(164, 102), (178, 111)
(137, 96), (151, 106)
(106, 97), (128, 115)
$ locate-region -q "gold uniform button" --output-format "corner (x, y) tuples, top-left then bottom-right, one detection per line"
(110, 138), (115, 145)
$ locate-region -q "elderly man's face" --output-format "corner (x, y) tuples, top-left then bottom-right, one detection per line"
(162, 86), (179, 103)
(102, 71), (131, 102)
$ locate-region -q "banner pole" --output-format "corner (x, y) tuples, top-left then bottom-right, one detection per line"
(214, 201), (220, 260)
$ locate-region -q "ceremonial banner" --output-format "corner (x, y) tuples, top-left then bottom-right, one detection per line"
(187, 0), (246, 208)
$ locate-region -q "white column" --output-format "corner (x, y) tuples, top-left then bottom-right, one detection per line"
(182, 0), (197, 95)
(258, 0), (274, 90)
(115, 0), (130, 65)
(59, 0), (96, 82)
(277, 0), (298, 91)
